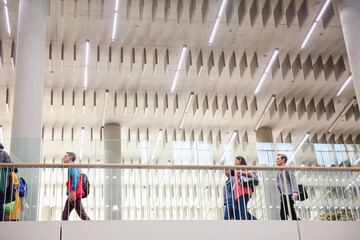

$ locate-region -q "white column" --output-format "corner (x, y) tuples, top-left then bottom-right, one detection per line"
(11, 0), (46, 162)
(255, 128), (279, 220)
(10, 0), (47, 221)
(104, 123), (122, 220)
(338, 0), (360, 110)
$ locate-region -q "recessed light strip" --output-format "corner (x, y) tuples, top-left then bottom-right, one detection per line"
(254, 49), (279, 95)
(254, 95), (276, 131)
(151, 129), (163, 162)
(288, 132), (310, 164)
(179, 92), (194, 130)
(328, 97), (356, 133)
(220, 130), (238, 162)
(101, 89), (109, 127)
(300, 0), (332, 49)
(170, 45), (187, 93)
(336, 75), (353, 97)
(208, 0), (228, 46)
(3, 0), (11, 36)
(111, 0), (120, 41)
(84, 39), (90, 89)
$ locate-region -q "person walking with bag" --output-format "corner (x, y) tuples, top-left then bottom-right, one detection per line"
(61, 152), (90, 221)
(234, 156), (257, 220)
(276, 154), (300, 220)
(0, 143), (12, 221)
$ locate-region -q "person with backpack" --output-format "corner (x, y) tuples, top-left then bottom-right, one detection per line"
(61, 152), (90, 221)
(276, 153), (300, 220)
(233, 156), (257, 220)
(0, 143), (12, 221)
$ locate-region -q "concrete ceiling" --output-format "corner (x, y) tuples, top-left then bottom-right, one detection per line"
(0, 0), (359, 153)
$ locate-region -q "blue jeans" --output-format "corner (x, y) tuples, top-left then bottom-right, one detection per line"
(235, 194), (257, 220)
(0, 193), (4, 221)
(224, 202), (236, 220)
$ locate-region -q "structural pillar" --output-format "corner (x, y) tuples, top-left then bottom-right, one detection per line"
(104, 124), (122, 220)
(255, 127), (280, 220)
(338, 0), (360, 110)
(10, 0), (47, 221)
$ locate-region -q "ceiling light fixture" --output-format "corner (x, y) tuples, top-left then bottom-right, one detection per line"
(101, 90), (109, 127)
(208, 0), (228, 46)
(336, 75), (353, 97)
(171, 45), (187, 93)
(179, 92), (194, 130)
(300, 0), (332, 49)
(254, 49), (279, 95)
(3, 0), (11, 36)
(84, 39), (90, 89)
(327, 97), (356, 133)
(254, 95), (276, 131)
(288, 132), (310, 164)
(80, 127), (85, 160)
(0, 125), (4, 144)
(111, 0), (120, 41)
(151, 129), (163, 162)
(220, 130), (238, 162)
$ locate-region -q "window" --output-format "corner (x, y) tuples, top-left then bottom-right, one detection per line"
(256, 143), (275, 166)
(314, 144), (334, 167)
(140, 141), (149, 164)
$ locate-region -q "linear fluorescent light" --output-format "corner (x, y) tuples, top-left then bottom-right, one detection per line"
(220, 130), (238, 162)
(80, 127), (85, 160)
(208, 0), (228, 46)
(170, 45), (187, 93)
(328, 97), (356, 133)
(151, 129), (163, 162)
(300, 0), (332, 49)
(179, 92), (194, 130)
(84, 40), (90, 89)
(111, 0), (120, 41)
(3, 0), (11, 36)
(0, 125), (4, 144)
(101, 90), (109, 127)
(288, 132), (310, 163)
(254, 49), (279, 95)
(254, 95), (276, 131)
(336, 75), (353, 97)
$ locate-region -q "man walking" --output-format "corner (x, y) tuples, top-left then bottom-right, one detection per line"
(276, 153), (299, 220)
(62, 152), (90, 221)
(0, 143), (11, 221)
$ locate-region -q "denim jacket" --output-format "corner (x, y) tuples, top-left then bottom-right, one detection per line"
(223, 176), (235, 205)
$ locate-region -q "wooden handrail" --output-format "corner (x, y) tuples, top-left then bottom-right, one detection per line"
(0, 163), (359, 171)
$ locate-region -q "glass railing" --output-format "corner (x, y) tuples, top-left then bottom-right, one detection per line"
(3, 138), (360, 167)
(0, 163), (359, 221)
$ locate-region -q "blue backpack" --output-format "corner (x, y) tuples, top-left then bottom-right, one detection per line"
(17, 177), (28, 198)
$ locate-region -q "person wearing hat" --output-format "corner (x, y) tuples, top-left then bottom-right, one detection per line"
(233, 156), (257, 220)
(0, 143), (12, 221)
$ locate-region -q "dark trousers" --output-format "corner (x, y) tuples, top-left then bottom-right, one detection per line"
(235, 194), (257, 220)
(224, 202), (236, 220)
(0, 193), (4, 221)
(62, 197), (90, 221)
(280, 195), (299, 220)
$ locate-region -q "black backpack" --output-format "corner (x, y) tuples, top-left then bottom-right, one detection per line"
(81, 173), (90, 198)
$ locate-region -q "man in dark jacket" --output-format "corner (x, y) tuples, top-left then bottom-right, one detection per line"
(0, 143), (11, 221)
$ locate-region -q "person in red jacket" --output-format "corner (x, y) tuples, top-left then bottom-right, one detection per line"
(233, 156), (257, 220)
(61, 152), (90, 221)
